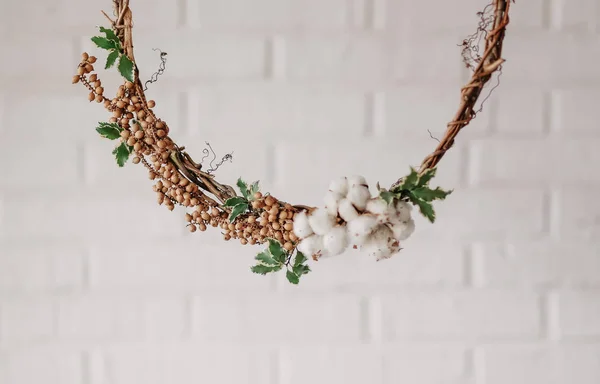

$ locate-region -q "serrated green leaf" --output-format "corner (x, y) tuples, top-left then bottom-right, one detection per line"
(237, 178), (249, 199)
(228, 203), (248, 222)
(286, 270), (300, 284)
(267, 238), (286, 263)
(398, 167), (419, 190)
(118, 54), (134, 82)
(292, 264), (310, 276)
(112, 142), (131, 167)
(105, 50), (119, 69)
(379, 190), (396, 205)
(293, 251), (307, 267)
(99, 26), (120, 46)
(251, 264), (281, 275)
(417, 168), (437, 187)
(96, 122), (122, 140)
(91, 36), (117, 50)
(411, 186), (453, 202)
(250, 181), (260, 197)
(409, 194), (436, 223)
(256, 251), (280, 266)
(224, 196), (247, 207)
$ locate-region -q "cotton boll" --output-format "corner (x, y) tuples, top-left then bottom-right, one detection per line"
(324, 191), (342, 217)
(322, 225), (349, 257)
(308, 208), (336, 235)
(347, 185), (371, 211)
(395, 200), (413, 222)
(362, 225), (401, 261)
(366, 198), (396, 224)
(347, 214), (379, 246)
(329, 177), (349, 197)
(338, 198), (359, 222)
(391, 218), (415, 241)
(293, 211), (313, 239)
(348, 175), (367, 188)
(297, 234), (324, 260)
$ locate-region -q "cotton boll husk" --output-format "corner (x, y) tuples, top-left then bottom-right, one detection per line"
(308, 208), (336, 235)
(362, 225), (401, 261)
(322, 225), (349, 257)
(347, 214), (379, 246)
(391, 217), (416, 241)
(324, 191), (342, 217)
(338, 198), (359, 222)
(329, 177), (349, 197)
(297, 234), (324, 259)
(293, 211), (313, 239)
(395, 200), (413, 222)
(347, 185), (371, 211)
(347, 175), (367, 188)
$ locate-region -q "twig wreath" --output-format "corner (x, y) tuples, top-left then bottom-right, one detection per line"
(73, 0), (513, 284)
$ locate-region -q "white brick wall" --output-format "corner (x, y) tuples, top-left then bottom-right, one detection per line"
(1, 1), (599, 383)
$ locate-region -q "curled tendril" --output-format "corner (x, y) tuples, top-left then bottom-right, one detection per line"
(143, 48), (168, 91)
(200, 142), (234, 173)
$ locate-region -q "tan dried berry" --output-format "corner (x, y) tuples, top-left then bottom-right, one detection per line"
(189, 224), (197, 233)
(95, 95), (103, 103)
(265, 196), (275, 206)
(148, 100), (156, 108)
(132, 156), (141, 164)
(89, 74), (98, 82)
(88, 56), (97, 64)
(125, 81), (134, 89)
(72, 75), (80, 84)
(88, 92), (95, 101)
(81, 52), (89, 61)
(284, 242), (293, 252)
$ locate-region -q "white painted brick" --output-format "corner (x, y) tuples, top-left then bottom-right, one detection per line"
(89, 343), (274, 384)
(383, 85), (490, 138)
(433, 188), (546, 238)
(556, 187), (600, 240)
(88, 239), (273, 292)
(0, 299), (55, 343)
(285, 35), (389, 85)
(191, 293), (362, 343)
(187, 84), (367, 138)
(555, 290), (600, 338)
(493, 87), (546, 135)
(279, 239), (465, 291)
(1, 191), (184, 240)
(0, 37), (75, 79)
(0, 347), (83, 384)
(551, 0), (598, 32)
(472, 241), (600, 287)
(0, 243), (84, 292)
(57, 296), (186, 341)
(551, 89), (600, 135)
(188, 0), (350, 30)
(378, 291), (541, 340)
(502, 32), (600, 84)
(279, 346), (382, 384)
(0, 138), (80, 189)
(382, 345), (469, 384)
(480, 345), (600, 384)
(469, 138), (600, 185)
(394, 35), (466, 85)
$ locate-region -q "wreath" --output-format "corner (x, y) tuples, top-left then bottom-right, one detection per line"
(73, 0), (513, 284)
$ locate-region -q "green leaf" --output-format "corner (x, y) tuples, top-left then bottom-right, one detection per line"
(255, 251), (280, 266)
(96, 122), (122, 140)
(105, 50), (119, 69)
(417, 168), (437, 187)
(267, 238), (286, 263)
(251, 264), (281, 275)
(118, 54), (134, 82)
(286, 270), (300, 285)
(249, 181), (260, 197)
(292, 264), (310, 276)
(411, 186), (453, 202)
(91, 36), (117, 50)
(112, 142), (131, 167)
(228, 203), (248, 222)
(224, 196), (247, 207)
(293, 251), (307, 267)
(99, 26), (120, 46)
(409, 195), (436, 223)
(237, 178), (249, 199)
(379, 190), (395, 205)
(397, 167), (419, 191)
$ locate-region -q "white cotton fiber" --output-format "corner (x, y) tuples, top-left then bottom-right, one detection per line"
(293, 211), (313, 239)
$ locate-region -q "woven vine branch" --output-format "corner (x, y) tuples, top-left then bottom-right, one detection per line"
(73, 0), (513, 284)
